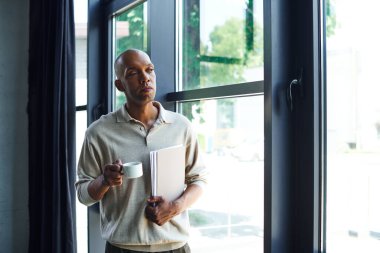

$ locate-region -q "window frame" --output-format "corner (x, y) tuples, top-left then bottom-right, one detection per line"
(85, 0), (324, 252)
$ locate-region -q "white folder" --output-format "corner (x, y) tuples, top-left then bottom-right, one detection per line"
(150, 145), (186, 202)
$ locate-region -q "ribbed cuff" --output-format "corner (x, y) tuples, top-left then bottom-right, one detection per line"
(78, 180), (98, 206)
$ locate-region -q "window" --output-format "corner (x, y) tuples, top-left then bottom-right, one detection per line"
(324, 0), (380, 252)
(87, 0), (323, 252)
(180, 97), (263, 252)
(181, 0), (263, 90)
(176, 0), (264, 251)
(74, 0), (88, 252)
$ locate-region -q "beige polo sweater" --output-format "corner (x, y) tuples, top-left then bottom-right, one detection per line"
(75, 102), (207, 252)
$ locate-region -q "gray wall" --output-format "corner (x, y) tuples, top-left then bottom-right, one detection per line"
(0, 0), (30, 252)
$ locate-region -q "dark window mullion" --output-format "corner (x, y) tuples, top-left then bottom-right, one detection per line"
(148, 0), (176, 111)
(166, 81), (264, 102)
(293, 0), (322, 251)
(104, 0), (145, 16)
(264, 0), (295, 252)
(75, 105), (87, 111)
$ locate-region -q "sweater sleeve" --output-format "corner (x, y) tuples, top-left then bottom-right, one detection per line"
(184, 125), (208, 189)
(75, 133), (102, 206)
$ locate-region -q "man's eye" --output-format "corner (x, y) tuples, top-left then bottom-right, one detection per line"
(147, 68), (154, 73)
(127, 71), (137, 77)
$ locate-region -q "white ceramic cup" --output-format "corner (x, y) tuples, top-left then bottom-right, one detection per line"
(122, 162), (143, 178)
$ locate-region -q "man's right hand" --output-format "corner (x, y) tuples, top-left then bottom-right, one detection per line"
(88, 159), (123, 201)
(102, 159), (124, 187)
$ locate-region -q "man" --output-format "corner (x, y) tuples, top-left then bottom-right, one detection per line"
(75, 49), (207, 253)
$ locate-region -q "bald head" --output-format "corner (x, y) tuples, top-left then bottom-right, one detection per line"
(113, 49), (156, 106)
(114, 49), (152, 80)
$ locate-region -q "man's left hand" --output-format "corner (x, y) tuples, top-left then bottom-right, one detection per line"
(145, 196), (181, 226)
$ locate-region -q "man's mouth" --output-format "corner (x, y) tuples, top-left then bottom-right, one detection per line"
(141, 87), (153, 92)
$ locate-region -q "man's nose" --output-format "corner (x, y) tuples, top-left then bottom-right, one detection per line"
(139, 71), (150, 84)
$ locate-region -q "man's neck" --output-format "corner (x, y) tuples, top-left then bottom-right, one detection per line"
(125, 101), (158, 129)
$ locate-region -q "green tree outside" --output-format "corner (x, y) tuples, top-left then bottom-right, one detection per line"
(326, 0), (337, 38)
(182, 1), (263, 126)
(114, 4), (147, 109)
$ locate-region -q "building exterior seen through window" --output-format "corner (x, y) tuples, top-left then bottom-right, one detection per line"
(325, 0), (380, 252)
(180, 97), (263, 253)
(179, 0), (264, 252)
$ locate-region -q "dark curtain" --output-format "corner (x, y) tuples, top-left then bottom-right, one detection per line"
(28, 0), (77, 252)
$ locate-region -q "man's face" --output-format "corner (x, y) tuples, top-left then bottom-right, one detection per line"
(115, 51), (156, 106)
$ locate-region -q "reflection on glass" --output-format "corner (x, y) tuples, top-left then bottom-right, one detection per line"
(113, 2), (148, 110)
(182, 0), (263, 90)
(180, 96), (263, 253)
(325, 0), (380, 252)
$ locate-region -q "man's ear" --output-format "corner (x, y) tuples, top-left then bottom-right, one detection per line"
(115, 80), (125, 92)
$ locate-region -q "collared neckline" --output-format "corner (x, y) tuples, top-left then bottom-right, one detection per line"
(115, 101), (173, 124)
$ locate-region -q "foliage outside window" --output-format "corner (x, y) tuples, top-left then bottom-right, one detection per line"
(182, 0), (263, 91)
(326, 0), (337, 37)
(113, 2), (148, 110)
(180, 1), (264, 252)
(181, 0), (264, 127)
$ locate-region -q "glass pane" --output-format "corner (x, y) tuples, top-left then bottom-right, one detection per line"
(181, 0), (263, 90)
(325, 0), (380, 252)
(113, 2), (148, 110)
(74, 0), (87, 106)
(180, 96), (263, 253)
(74, 1), (88, 252)
(75, 110), (88, 253)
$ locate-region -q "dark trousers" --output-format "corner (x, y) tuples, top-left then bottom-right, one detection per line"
(105, 242), (191, 253)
